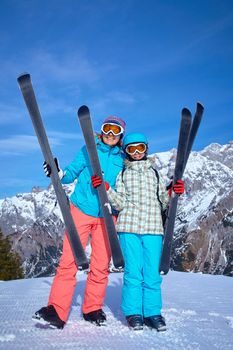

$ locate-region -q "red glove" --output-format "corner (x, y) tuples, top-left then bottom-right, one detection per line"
(173, 179), (185, 195)
(91, 175), (110, 190)
(91, 175), (102, 188)
(167, 179), (185, 196)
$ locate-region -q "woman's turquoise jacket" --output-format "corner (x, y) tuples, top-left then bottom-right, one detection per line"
(61, 137), (125, 217)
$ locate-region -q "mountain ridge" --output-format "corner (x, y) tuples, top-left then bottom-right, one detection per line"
(0, 141), (232, 277)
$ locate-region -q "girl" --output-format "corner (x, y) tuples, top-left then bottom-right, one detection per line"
(92, 132), (184, 331)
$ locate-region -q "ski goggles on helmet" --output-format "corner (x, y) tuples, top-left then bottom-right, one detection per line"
(125, 143), (147, 155)
(101, 123), (124, 136)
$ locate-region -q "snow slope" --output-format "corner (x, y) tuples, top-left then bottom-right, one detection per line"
(0, 271), (232, 349)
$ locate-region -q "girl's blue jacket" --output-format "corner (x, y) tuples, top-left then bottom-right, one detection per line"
(61, 137), (124, 217)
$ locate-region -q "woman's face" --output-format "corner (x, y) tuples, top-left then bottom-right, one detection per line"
(102, 132), (121, 147)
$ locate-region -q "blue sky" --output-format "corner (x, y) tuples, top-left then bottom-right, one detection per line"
(0, 0), (233, 199)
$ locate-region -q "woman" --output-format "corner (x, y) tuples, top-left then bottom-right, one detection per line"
(33, 116), (126, 329)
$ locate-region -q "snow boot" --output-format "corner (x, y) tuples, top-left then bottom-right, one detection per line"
(126, 315), (143, 331)
(144, 315), (166, 331)
(83, 309), (107, 326)
(32, 305), (65, 329)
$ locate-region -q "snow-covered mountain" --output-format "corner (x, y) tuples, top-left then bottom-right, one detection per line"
(155, 142), (233, 276)
(0, 185), (67, 277)
(0, 141), (232, 278)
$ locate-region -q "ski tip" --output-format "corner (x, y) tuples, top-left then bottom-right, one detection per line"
(78, 261), (89, 271)
(196, 102), (204, 112)
(77, 105), (90, 117)
(17, 72), (31, 84)
(113, 260), (125, 269)
(181, 107), (192, 117)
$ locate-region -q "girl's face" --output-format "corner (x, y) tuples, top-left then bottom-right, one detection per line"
(130, 152), (145, 160)
(125, 142), (147, 160)
(102, 132), (121, 147)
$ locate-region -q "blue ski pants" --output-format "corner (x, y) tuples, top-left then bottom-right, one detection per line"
(119, 233), (163, 317)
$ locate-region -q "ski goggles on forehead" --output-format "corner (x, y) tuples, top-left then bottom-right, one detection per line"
(101, 123), (124, 136)
(125, 143), (147, 155)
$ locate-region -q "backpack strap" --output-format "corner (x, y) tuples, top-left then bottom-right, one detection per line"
(153, 167), (167, 228)
(152, 168), (164, 211)
(121, 166), (126, 182)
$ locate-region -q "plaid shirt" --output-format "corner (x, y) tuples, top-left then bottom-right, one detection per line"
(107, 158), (169, 235)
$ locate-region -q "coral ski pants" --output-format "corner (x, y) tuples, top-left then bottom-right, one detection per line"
(48, 204), (112, 322)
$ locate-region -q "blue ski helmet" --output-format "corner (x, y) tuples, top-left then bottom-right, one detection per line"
(122, 132), (148, 150)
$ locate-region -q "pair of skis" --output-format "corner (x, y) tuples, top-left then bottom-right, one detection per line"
(17, 73), (124, 270)
(159, 103), (204, 274)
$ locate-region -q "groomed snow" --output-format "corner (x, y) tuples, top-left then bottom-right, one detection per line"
(0, 271), (232, 349)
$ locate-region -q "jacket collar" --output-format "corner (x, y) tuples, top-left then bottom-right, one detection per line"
(124, 156), (155, 171)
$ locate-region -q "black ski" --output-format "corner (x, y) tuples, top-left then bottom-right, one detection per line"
(183, 103), (204, 169)
(159, 103), (204, 274)
(77, 105), (124, 268)
(17, 73), (89, 270)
